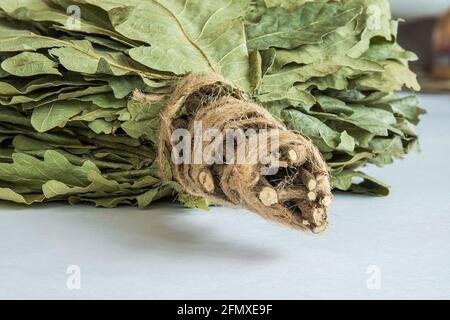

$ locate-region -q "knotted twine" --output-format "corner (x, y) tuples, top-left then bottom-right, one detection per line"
(155, 73), (332, 233)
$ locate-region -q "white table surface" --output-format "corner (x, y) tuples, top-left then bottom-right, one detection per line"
(0, 94), (449, 300)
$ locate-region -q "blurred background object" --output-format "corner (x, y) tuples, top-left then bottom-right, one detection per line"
(432, 10), (450, 79)
(392, 0), (450, 92)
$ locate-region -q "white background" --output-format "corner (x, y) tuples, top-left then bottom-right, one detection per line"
(390, 0), (449, 18)
(0, 94), (449, 299)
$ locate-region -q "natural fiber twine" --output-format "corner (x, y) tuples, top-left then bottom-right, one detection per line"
(156, 73), (333, 233)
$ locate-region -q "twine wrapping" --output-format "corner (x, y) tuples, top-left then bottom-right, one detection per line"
(156, 73), (333, 232)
